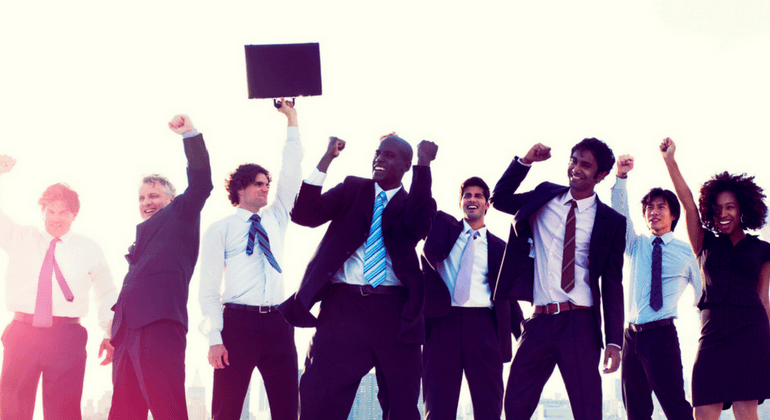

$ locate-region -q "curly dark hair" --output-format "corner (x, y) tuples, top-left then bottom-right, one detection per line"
(226, 164), (271, 206)
(698, 171), (767, 233)
(39, 183), (80, 215)
(571, 138), (615, 177)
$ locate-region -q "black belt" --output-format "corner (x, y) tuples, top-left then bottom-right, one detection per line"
(13, 312), (80, 326)
(224, 303), (279, 314)
(628, 318), (674, 333)
(331, 283), (408, 296)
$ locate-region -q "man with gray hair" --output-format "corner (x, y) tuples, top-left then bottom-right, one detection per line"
(108, 114), (213, 420)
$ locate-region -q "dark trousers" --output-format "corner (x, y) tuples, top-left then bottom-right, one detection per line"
(108, 320), (188, 420)
(212, 307), (298, 420)
(299, 284), (421, 420)
(622, 323), (693, 420)
(423, 307), (503, 420)
(0, 320), (87, 420)
(504, 309), (602, 420)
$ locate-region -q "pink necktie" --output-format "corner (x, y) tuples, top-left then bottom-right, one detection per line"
(453, 230), (479, 305)
(32, 238), (74, 327)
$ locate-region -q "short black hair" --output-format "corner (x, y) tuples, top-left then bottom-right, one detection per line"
(699, 171), (767, 233)
(571, 138), (615, 177)
(459, 176), (490, 202)
(641, 188), (681, 231)
(380, 136), (413, 163)
(226, 164), (271, 206)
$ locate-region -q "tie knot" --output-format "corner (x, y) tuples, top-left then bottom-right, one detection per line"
(250, 214), (261, 223)
(469, 229), (479, 239)
(653, 237), (663, 245)
(567, 199), (577, 209)
(377, 191), (387, 203)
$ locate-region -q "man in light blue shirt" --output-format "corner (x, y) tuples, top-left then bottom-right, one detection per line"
(611, 154), (702, 420)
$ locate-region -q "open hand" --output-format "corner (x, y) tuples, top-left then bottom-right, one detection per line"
(99, 339), (114, 366)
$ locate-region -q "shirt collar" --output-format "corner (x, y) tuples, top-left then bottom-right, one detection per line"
(652, 231), (675, 245)
(561, 190), (597, 213)
(461, 219), (486, 237)
(42, 229), (72, 245)
(374, 183), (402, 204)
(235, 207), (259, 222)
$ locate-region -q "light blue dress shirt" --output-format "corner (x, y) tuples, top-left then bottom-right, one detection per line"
(611, 177), (702, 325)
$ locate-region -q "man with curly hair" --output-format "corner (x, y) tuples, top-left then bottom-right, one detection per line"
(0, 160), (118, 420)
(199, 100), (302, 420)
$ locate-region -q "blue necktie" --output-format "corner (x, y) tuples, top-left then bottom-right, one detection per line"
(364, 192), (388, 287)
(650, 237), (663, 311)
(246, 214), (282, 273)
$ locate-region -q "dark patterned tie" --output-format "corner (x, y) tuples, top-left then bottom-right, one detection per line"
(650, 237), (663, 311)
(246, 214), (282, 273)
(33, 238), (74, 327)
(561, 200), (577, 293)
(364, 192), (388, 287)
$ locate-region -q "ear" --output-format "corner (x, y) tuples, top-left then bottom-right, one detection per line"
(595, 171), (609, 184)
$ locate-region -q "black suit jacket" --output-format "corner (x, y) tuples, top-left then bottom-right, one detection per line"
(111, 134), (213, 337)
(489, 158), (626, 348)
(421, 211), (524, 362)
(278, 166), (436, 344)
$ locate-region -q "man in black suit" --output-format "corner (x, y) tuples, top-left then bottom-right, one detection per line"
(491, 139), (625, 420)
(278, 133), (437, 420)
(109, 115), (213, 420)
(421, 176), (524, 420)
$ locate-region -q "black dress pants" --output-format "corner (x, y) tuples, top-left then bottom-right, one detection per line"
(108, 320), (188, 420)
(212, 306), (298, 420)
(298, 284), (421, 420)
(423, 307), (503, 420)
(504, 309), (602, 420)
(0, 319), (87, 420)
(622, 323), (693, 420)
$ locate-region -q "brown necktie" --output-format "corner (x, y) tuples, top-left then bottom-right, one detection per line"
(561, 200), (577, 293)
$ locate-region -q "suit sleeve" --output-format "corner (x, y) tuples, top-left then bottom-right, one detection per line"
(177, 134), (214, 221)
(290, 179), (349, 228)
(602, 215), (626, 348)
(490, 157), (533, 216)
(403, 166), (436, 242)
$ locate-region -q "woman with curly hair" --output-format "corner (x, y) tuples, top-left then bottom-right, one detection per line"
(662, 137), (770, 420)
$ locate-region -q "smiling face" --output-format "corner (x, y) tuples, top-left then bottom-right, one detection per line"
(714, 190), (742, 236)
(567, 149), (607, 199)
(372, 137), (411, 190)
(43, 200), (76, 238)
(139, 182), (173, 220)
(460, 185), (489, 225)
(645, 196), (676, 236)
(238, 173), (270, 213)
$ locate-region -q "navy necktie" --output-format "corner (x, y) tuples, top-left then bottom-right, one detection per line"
(246, 214), (282, 273)
(650, 237), (663, 311)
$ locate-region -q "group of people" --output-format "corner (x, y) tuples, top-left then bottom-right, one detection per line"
(0, 100), (768, 420)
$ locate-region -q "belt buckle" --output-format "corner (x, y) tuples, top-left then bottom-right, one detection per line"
(360, 286), (371, 297)
(551, 303), (561, 315)
(259, 305), (271, 314)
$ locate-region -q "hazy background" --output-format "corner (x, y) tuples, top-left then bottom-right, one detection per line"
(1, 0), (770, 417)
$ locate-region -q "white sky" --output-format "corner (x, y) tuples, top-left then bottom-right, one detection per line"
(2, 0), (770, 417)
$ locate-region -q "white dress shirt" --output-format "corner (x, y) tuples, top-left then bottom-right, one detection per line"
(0, 210), (118, 337)
(199, 126), (302, 346)
(305, 168), (403, 287)
(437, 221), (492, 307)
(532, 191), (596, 307)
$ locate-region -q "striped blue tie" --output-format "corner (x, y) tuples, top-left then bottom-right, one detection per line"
(364, 191), (388, 287)
(246, 214), (282, 273)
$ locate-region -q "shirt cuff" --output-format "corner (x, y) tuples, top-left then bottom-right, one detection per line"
(608, 343), (622, 350)
(516, 157), (532, 167)
(207, 331), (223, 347)
(305, 168), (326, 186)
(182, 128), (200, 139)
(614, 176), (628, 188)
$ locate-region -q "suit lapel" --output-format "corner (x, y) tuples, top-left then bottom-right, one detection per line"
(589, 197), (608, 274)
(381, 187), (407, 231)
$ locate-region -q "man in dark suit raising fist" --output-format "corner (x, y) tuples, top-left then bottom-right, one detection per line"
(421, 176), (523, 420)
(491, 139), (626, 420)
(279, 133), (437, 420)
(109, 115), (213, 420)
